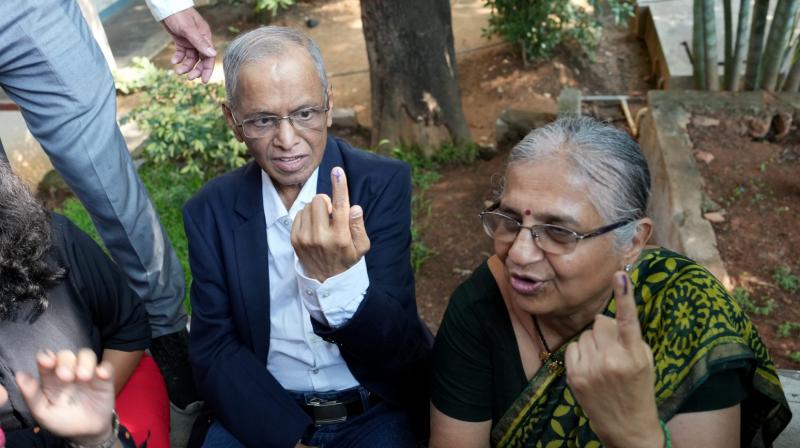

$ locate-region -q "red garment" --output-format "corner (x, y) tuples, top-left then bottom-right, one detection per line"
(115, 353), (170, 447)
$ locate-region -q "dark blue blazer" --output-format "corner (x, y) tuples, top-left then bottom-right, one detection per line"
(183, 136), (432, 447)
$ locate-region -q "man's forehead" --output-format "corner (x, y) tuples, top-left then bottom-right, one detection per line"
(234, 55), (324, 114)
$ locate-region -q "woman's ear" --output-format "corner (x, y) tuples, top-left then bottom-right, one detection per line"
(623, 218), (653, 266)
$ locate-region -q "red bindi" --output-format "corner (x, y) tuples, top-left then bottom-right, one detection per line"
(524, 209), (532, 216)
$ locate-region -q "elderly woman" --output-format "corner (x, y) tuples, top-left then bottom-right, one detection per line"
(430, 117), (791, 447)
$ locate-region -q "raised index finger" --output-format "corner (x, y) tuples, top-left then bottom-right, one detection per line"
(613, 271), (642, 346)
(330, 167), (350, 226)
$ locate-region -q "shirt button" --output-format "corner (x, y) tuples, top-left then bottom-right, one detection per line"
(305, 289), (313, 296)
(281, 218), (290, 226)
(312, 368), (319, 374)
(322, 292), (330, 298)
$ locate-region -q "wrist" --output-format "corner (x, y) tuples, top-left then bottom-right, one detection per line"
(66, 411), (119, 448)
(602, 419), (664, 448)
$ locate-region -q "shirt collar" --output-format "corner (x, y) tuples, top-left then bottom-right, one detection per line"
(261, 168), (320, 227)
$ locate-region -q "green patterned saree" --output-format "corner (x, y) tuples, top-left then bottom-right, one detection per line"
(490, 248), (791, 448)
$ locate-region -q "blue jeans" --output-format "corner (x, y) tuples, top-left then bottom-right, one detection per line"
(0, 0), (186, 337)
(203, 388), (418, 447)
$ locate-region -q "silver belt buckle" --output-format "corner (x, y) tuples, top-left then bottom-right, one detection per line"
(307, 397), (348, 425)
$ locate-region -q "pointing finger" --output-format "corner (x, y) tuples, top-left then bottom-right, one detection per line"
(330, 167), (350, 227)
(613, 271), (642, 347)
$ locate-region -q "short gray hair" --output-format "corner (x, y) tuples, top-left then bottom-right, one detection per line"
(223, 26), (329, 109)
(503, 116), (651, 250)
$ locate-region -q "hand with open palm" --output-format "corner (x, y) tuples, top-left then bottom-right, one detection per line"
(15, 349), (118, 446)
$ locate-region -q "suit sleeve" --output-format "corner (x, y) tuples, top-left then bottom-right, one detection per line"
(182, 206), (310, 447)
(310, 163), (432, 405)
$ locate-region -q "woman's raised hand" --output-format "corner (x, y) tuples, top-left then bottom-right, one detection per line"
(564, 272), (664, 448)
(15, 349), (117, 446)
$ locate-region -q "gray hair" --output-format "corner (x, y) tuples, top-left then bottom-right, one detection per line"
(503, 116), (651, 251)
(223, 26), (329, 109)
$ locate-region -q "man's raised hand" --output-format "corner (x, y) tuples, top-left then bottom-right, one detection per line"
(291, 167), (371, 283)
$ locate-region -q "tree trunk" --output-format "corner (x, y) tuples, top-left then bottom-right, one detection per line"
(723, 0), (733, 88)
(745, 0), (770, 89)
(693, 0), (707, 88)
(360, 0), (472, 156)
(760, 0), (800, 90)
(729, 0), (753, 90)
(703, 0), (720, 90)
(782, 42), (800, 91)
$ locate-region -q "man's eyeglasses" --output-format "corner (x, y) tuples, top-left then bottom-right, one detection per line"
(479, 208), (633, 255)
(232, 100), (329, 139)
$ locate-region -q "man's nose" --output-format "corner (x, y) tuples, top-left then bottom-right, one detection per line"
(272, 118), (299, 149)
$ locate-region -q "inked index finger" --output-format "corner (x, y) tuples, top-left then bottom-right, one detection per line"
(330, 167), (350, 226)
(613, 271), (642, 346)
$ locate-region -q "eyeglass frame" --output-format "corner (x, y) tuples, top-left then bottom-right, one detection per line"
(478, 206), (634, 254)
(230, 94), (330, 139)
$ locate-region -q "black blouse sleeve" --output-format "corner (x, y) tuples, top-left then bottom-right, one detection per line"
(431, 273), (494, 422)
(50, 213), (151, 352)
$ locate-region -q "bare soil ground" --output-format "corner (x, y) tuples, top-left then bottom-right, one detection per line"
(689, 118), (800, 368)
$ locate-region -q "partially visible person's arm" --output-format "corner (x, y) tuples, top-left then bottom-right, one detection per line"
(667, 405), (740, 448)
(430, 404), (491, 448)
(102, 349), (144, 395)
(145, 0), (216, 83)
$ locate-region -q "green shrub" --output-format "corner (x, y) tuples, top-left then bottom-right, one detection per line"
(60, 164), (203, 312)
(217, 0), (295, 15)
(253, 0), (295, 14)
(732, 287), (777, 316)
(123, 66), (247, 180)
(773, 265), (800, 293)
(113, 57), (162, 95)
(777, 322), (800, 338)
(483, 0), (635, 62)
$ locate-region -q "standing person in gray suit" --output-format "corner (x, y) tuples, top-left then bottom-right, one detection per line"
(0, 0), (215, 418)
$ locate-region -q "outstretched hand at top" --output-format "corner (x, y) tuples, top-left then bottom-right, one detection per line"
(291, 167), (371, 283)
(161, 7), (216, 83)
(565, 272), (664, 448)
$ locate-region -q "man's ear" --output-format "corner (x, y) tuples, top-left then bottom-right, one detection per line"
(222, 102), (244, 142)
(622, 217), (653, 267)
(325, 86), (334, 128)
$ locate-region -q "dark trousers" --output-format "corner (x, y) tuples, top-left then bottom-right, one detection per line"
(202, 387), (419, 448)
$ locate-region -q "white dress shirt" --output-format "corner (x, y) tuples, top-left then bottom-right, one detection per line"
(261, 169), (369, 392)
(145, 0), (194, 21)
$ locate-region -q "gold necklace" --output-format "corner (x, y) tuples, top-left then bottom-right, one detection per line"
(532, 315), (565, 374)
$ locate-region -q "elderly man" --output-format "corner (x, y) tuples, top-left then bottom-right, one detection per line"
(183, 27), (432, 447)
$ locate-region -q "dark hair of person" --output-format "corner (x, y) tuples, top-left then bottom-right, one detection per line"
(0, 162), (64, 322)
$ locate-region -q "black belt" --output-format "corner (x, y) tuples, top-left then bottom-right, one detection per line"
(296, 392), (380, 425)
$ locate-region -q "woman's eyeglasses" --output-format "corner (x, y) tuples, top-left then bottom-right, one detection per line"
(479, 209), (633, 255)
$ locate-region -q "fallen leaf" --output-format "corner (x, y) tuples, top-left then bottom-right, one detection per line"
(704, 212), (726, 223)
(694, 150), (715, 164)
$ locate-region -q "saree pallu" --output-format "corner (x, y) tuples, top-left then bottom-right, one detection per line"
(490, 248), (791, 448)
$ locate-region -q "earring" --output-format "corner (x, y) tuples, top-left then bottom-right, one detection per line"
(624, 263), (632, 273)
